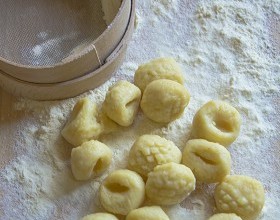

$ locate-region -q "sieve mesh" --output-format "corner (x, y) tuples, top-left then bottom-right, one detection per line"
(0, 0), (107, 67)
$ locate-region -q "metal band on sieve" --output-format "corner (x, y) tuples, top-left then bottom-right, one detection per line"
(92, 44), (102, 67)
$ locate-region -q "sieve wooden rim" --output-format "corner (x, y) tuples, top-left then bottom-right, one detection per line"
(0, 0), (131, 84)
(0, 0), (135, 100)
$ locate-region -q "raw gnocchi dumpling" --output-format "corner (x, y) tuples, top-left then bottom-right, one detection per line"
(214, 175), (265, 220)
(99, 111), (119, 135)
(140, 79), (190, 123)
(128, 134), (182, 177)
(103, 80), (141, 126)
(99, 169), (145, 215)
(208, 213), (242, 220)
(182, 139), (231, 183)
(146, 162), (196, 205)
(61, 97), (102, 146)
(191, 100), (241, 147)
(71, 140), (112, 181)
(126, 206), (170, 220)
(81, 213), (119, 220)
(134, 57), (184, 92)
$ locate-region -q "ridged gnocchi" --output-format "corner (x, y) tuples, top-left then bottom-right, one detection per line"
(134, 57), (184, 92)
(61, 97), (102, 146)
(208, 213), (242, 220)
(81, 213), (119, 220)
(71, 140), (112, 181)
(214, 175), (265, 220)
(99, 169), (145, 215)
(140, 79), (190, 123)
(103, 80), (141, 127)
(145, 162), (196, 205)
(182, 139), (231, 183)
(128, 134), (182, 177)
(191, 100), (241, 147)
(126, 206), (170, 220)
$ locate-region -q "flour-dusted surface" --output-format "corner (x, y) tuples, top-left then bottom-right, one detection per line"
(0, 0), (279, 219)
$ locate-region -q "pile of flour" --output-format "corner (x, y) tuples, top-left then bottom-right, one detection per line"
(0, 0), (279, 219)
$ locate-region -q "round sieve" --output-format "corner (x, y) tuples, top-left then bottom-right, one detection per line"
(0, 0), (131, 83)
(0, 0), (135, 100)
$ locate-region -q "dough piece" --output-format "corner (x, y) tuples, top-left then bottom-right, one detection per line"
(99, 111), (119, 135)
(140, 79), (190, 123)
(126, 206), (170, 220)
(61, 98), (102, 146)
(214, 175), (265, 220)
(128, 134), (182, 177)
(208, 213), (242, 220)
(191, 100), (241, 147)
(134, 57), (184, 92)
(81, 213), (119, 220)
(99, 169), (145, 215)
(146, 162), (196, 205)
(103, 80), (141, 127)
(71, 140), (112, 181)
(101, 0), (122, 25)
(182, 139), (231, 183)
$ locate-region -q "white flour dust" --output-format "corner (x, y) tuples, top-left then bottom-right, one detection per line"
(0, 0), (279, 219)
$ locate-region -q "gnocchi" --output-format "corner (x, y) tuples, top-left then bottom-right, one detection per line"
(103, 80), (141, 127)
(81, 213), (118, 220)
(126, 206), (169, 220)
(182, 139), (231, 183)
(134, 57), (184, 92)
(208, 213), (242, 220)
(71, 140), (112, 181)
(99, 111), (119, 135)
(61, 97), (102, 146)
(99, 169), (145, 215)
(145, 162), (196, 205)
(214, 175), (265, 220)
(140, 79), (190, 123)
(191, 100), (241, 147)
(128, 134), (182, 177)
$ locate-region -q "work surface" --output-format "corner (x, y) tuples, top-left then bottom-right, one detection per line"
(0, 0), (280, 219)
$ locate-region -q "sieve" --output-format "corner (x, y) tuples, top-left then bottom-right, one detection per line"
(0, 0), (135, 100)
(0, 0), (131, 83)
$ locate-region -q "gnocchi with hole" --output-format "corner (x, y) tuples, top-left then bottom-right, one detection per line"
(146, 162), (196, 205)
(126, 206), (169, 220)
(134, 57), (184, 92)
(103, 80), (141, 127)
(71, 140), (112, 181)
(81, 213), (119, 220)
(208, 213), (242, 220)
(191, 100), (241, 147)
(182, 139), (231, 183)
(128, 134), (182, 177)
(214, 175), (265, 220)
(99, 169), (145, 215)
(140, 79), (190, 123)
(61, 97), (102, 146)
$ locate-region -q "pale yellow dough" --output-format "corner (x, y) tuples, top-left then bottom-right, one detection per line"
(99, 169), (145, 215)
(214, 175), (265, 220)
(81, 213), (118, 220)
(134, 57), (184, 92)
(126, 206), (170, 220)
(145, 162), (196, 205)
(103, 80), (141, 127)
(182, 139), (231, 183)
(128, 134), (182, 177)
(140, 79), (190, 123)
(61, 97), (102, 146)
(191, 100), (241, 147)
(208, 213), (242, 220)
(71, 140), (112, 181)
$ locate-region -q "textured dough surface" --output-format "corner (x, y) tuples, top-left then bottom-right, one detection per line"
(214, 175), (265, 220)
(128, 134), (182, 177)
(182, 139), (231, 183)
(208, 213), (242, 220)
(134, 57), (184, 92)
(140, 79), (190, 123)
(126, 206), (170, 220)
(81, 213), (119, 220)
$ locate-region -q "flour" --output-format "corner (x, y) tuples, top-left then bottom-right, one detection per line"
(1, 0), (280, 219)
